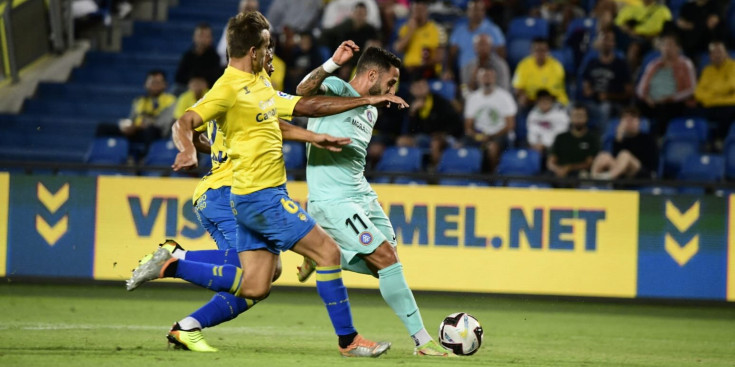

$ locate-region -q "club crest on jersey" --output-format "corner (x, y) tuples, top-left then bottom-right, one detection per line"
(243, 86), (250, 94)
(359, 231), (373, 245)
(366, 110), (374, 123)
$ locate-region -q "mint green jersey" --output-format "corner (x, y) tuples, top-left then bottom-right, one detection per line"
(306, 77), (378, 200)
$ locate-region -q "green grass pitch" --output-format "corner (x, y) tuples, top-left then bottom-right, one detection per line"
(0, 283), (734, 367)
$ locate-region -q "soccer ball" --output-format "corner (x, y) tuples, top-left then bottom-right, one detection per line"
(438, 312), (484, 355)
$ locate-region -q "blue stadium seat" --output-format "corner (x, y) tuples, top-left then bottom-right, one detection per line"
(506, 180), (552, 189)
(282, 141), (305, 170)
(437, 147), (483, 174)
(376, 146), (422, 173)
(496, 148), (542, 176)
(659, 137), (701, 179)
(667, 0), (688, 19)
(508, 38), (533, 68)
(507, 17), (549, 40)
(86, 137), (129, 164)
(678, 154), (724, 182)
(665, 117), (709, 142)
(563, 17), (596, 45)
(428, 79), (456, 101)
(438, 178), (490, 187)
(550, 47), (575, 76)
(722, 139), (735, 180)
(142, 139), (179, 176)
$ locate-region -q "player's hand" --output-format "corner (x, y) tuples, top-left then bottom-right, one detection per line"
(332, 41), (359, 66)
(311, 134), (352, 152)
(172, 150), (198, 171)
(370, 94), (409, 109)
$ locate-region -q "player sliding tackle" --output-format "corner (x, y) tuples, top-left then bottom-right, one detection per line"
(126, 11), (408, 358)
(294, 44), (449, 356)
(140, 39), (406, 352)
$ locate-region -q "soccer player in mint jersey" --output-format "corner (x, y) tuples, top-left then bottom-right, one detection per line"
(149, 39), (408, 352)
(295, 45), (449, 356)
(126, 11), (407, 357)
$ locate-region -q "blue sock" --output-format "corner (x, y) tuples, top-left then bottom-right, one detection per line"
(315, 266), (356, 336)
(174, 260), (243, 294)
(185, 248), (240, 266)
(190, 292), (254, 328)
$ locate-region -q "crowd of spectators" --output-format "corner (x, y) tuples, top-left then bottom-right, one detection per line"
(102, 0), (735, 182)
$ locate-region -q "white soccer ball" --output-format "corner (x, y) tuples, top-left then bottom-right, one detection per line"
(438, 312), (484, 355)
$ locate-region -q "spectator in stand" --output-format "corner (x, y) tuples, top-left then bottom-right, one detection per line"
(694, 41), (735, 136)
(463, 68), (517, 172)
(614, 0), (672, 69)
(174, 23), (222, 94)
(173, 75), (208, 120)
(512, 38), (569, 110)
(216, 0), (259, 67)
(321, 2), (380, 69)
(283, 32), (324, 94)
(526, 89), (570, 153)
(565, 0), (617, 68)
(100, 70), (176, 156)
(404, 78), (463, 167)
(540, 0), (585, 47)
(547, 103), (599, 178)
(265, 0), (322, 34)
(449, 0), (506, 78)
(322, 0), (381, 30)
(461, 34), (510, 93)
(675, 0), (725, 59)
(580, 28), (633, 127)
(636, 34), (697, 134)
(591, 106), (657, 179)
(393, 0), (446, 79)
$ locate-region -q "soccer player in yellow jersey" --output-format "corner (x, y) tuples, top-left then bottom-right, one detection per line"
(154, 40), (407, 352)
(127, 11), (404, 357)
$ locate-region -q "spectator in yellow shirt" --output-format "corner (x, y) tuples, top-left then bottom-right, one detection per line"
(393, 0), (446, 78)
(694, 41), (735, 134)
(174, 75), (209, 120)
(512, 38), (569, 109)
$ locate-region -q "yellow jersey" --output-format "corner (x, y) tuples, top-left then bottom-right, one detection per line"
(174, 89), (209, 120)
(398, 21), (446, 68)
(189, 66), (301, 200)
(512, 56), (569, 105)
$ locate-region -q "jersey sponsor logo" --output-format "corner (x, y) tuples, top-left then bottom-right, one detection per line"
(277, 91), (295, 100)
(243, 86), (250, 94)
(359, 231), (373, 245)
(256, 108), (277, 122)
(258, 97), (275, 110)
(366, 110), (374, 123)
(351, 119), (370, 134)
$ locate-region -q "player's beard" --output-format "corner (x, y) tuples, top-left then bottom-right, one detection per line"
(368, 75), (383, 96)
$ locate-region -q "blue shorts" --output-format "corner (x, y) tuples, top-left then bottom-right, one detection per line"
(231, 184), (316, 254)
(194, 186), (237, 250)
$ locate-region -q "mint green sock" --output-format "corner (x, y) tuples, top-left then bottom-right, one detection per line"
(378, 262), (424, 336)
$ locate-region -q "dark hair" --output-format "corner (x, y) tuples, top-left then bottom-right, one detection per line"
(571, 102), (588, 113)
(147, 69), (166, 80)
(535, 89), (553, 100)
(226, 11), (270, 59)
(532, 37), (549, 45)
(355, 47), (402, 75)
(355, 2), (367, 9)
(621, 106), (640, 117)
(196, 22), (211, 31)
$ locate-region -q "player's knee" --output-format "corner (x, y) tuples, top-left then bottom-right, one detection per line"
(272, 257), (283, 282)
(240, 284), (271, 301)
(367, 241), (398, 270)
(316, 238), (341, 266)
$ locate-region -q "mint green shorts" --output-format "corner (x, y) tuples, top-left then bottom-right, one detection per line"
(308, 195), (396, 275)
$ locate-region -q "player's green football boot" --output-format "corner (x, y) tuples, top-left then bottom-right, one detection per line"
(414, 339), (451, 356)
(126, 247), (176, 291)
(296, 256), (317, 282)
(167, 322), (218, 352)
(338, 334), (391, 357)
(137, 239), (185, 266)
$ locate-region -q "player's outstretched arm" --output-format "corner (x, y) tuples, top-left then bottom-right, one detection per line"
(295, 40), (359, 96)
(293, 94), (409, 118)
(279, 120), (351, 152)
(172, 111), (205, 171)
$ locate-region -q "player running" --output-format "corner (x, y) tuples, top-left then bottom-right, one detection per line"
(151, 40), (408, 352)
(294, 45), (449, 356)
(126, 11), (402, 357)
